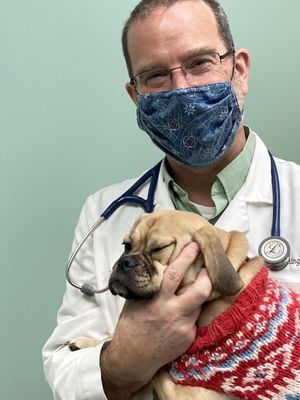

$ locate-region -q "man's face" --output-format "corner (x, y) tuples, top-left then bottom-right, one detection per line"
(126, 0), (249, 105)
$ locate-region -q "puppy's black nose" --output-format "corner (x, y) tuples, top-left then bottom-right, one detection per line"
(118, 255), (138, 271)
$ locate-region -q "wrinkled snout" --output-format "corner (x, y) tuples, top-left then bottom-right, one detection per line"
(116, 254), (139, 272)
(108, 251), (159, 300)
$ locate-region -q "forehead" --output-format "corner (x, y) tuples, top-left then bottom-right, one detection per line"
(127, 213), (169, 238)
(127, 1), (224, 74)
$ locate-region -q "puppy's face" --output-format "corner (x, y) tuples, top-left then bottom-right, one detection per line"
(108, 211), (211, 300)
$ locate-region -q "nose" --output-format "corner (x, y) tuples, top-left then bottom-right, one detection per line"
(118, 255), (138, 271)
(169, 67), (190, 90)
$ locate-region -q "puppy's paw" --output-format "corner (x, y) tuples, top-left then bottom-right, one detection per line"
(67, 336), (101, 351)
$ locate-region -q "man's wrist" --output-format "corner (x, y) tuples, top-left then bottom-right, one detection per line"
(100, 341), (149, 400)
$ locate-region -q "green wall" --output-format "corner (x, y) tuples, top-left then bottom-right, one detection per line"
(1, 1), (299, 398)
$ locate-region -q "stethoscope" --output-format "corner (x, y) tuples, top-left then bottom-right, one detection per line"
(65, 160), (162, 296)
(65, 152), (291, 296)
(258, 152), (290, 271)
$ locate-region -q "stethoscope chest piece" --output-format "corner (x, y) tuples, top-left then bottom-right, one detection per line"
(258, 236), (290, 270)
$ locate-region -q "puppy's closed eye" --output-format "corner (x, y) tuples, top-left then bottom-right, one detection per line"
(148, 241), (176, 255)
(150, 247), (165, 254)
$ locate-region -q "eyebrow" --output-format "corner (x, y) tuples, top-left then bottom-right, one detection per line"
(135, 46), (218, 76)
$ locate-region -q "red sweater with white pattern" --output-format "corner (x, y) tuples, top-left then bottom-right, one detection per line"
(170, 267), (300, 399)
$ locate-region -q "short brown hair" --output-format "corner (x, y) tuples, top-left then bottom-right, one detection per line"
(121, 0), (235, 78)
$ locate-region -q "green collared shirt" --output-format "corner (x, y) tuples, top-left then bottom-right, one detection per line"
(163, 129), (256, 223)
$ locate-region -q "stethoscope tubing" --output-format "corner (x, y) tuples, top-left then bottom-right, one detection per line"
(65, 216), (108, 296)
(65, 160), (162, 296)
(101, 160), (162, 219)
(65, 152), (287, 296)
(269, 150), (280, 237)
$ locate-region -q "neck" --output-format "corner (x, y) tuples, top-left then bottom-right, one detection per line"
(167, 126), (247, 206)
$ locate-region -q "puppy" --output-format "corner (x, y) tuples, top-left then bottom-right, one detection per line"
(69, 210), (300, 400)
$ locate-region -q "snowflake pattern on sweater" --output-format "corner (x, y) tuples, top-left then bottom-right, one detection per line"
(170, 267), (300, 399)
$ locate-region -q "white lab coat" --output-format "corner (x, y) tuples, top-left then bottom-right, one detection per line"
(43, 132), (300, 400)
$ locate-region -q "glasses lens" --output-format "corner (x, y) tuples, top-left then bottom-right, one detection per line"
(136, 69), (169, 92)
(182, 54), (220, 76)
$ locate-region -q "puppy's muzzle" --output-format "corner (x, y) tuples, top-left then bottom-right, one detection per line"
(109, 252), (157, 300)
(117, 255), (139, 271)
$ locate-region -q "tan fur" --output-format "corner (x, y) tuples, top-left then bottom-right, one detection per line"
(69, 210), (264, 399)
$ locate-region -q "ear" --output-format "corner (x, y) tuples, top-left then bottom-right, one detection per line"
(125, 82), (138, 104)
(233, 48), (251, 96)
(192, 226), (244, 296)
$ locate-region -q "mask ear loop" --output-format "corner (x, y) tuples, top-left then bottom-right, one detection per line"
(229, 51), (236, 81)
(229, 51), (245, 117)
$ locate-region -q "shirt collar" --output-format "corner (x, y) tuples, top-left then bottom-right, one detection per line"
(162, 127), (256, 219)
(217, 128), (255, 202)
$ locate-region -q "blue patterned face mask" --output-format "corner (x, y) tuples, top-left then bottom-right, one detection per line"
(137, 81), (242, 168)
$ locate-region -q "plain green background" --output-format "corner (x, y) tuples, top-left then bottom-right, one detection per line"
(1, 1), (299, 398)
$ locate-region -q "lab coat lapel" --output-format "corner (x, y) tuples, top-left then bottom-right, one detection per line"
(215, 189), (249, 232)
(215, 132), (273, 233)
(153, 164), (175, 210)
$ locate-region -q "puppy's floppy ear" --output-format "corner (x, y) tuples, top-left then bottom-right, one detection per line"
(192, 226), (244, 296)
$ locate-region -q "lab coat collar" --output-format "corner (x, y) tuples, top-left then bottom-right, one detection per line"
(153, 160), (175, 210)
(216, 132), (273, 232)
(242, 132), (273, 204)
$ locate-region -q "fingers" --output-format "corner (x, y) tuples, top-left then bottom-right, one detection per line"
(160, 240), (212, 314)
(179, 268), (212, 313)
(160, 242), (199, 296)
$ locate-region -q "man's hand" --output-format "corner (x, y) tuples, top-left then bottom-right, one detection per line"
(100, 242), (212, 400)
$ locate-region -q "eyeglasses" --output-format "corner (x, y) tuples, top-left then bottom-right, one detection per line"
(130, 50), (235, 94)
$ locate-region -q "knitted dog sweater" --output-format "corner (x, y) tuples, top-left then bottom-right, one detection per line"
(170, 267), (300, 399)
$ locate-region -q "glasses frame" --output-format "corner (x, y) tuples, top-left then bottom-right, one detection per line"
(130, 50), (235, 94)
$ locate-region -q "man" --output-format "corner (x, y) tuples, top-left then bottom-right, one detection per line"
(43, 1), (300, 399)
